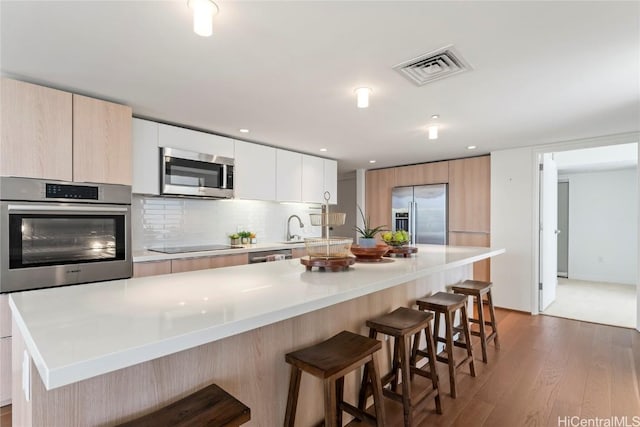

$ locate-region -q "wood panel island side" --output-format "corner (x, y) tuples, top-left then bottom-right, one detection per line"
(9, 245), (504, 426)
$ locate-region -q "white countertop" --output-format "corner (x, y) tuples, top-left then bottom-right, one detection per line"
(10, 245), (504, 391)
(133, 242), (306, 262)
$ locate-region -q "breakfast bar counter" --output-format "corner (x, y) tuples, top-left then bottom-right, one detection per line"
(9, 244), (504, 426)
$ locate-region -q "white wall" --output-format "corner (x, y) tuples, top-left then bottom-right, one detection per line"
(562, 168), (638, 285)
(490, 147), (537, 312)
(132, 196), (321, 250)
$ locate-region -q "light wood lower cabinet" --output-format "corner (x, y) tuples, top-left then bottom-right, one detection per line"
(0, 336), (10, 406)
(291, 248), (307, 258)
(0, 295), (10, 338)
(449, 231), (491, 282)
(0, 78), (73, 181)
(170, 253), (249, 274)
(133, 260), (172, 278)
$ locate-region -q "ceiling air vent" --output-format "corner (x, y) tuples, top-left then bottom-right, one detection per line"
(393, 45), (472, 86)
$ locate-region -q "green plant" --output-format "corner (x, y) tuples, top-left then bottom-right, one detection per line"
(238, 231), (252, 238)
(229, 233), (240, 239)
(354, 205), (386, 238)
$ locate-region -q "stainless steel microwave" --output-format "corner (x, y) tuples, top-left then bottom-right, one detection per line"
(161, 147), (234, 198)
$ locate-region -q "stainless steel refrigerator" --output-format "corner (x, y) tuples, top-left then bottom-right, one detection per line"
(391, 184), (448, 245)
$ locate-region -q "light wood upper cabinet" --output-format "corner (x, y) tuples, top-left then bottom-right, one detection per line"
(276, 149), (302, 202)
(365, 168), (396, 235)
(395, 161), (448, 187)
(0, 78), (73, 181)
(234, 141), (276, 201)
(448, 156), (490, 233)
(72, 94), (132, 185)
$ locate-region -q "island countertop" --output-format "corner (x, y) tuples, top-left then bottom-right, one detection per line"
(9, 244), (504, 391)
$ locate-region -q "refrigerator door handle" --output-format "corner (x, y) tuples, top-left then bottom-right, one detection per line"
(413, 202), (418, 245)
(408, 201), (413, 241)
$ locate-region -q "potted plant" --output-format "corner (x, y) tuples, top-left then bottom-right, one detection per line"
(229, 233), (240, 246)
(355, 206), (386, 248)
(238, 231), (252, 244)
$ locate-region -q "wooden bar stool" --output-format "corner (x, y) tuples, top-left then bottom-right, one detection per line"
(451, 279), (500, 363)
(415, 292), (475, 398)
(358, 307), (442, 427)
(116, 383), (251, 427)
(284, 330), (386, 427)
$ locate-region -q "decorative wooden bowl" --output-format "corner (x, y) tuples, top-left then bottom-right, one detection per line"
(384, 246), (418, 258)
(300, 256), (355, 272)
(350, 244), (390, 261)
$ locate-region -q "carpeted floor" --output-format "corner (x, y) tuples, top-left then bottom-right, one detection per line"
(542, 278), (637, 328)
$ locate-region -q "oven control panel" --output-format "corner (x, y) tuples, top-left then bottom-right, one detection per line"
(45, 183), (99, 200)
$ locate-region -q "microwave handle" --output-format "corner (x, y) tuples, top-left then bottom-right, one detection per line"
(8, 204), (129, 213)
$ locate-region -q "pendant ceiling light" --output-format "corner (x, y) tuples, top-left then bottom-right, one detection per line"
(188, 0), (218, 37)
(355, 87), (372, 108)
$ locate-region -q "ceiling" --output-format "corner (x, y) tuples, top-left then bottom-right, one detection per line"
(555, 143), (638, 174)
(1, 1), (639, 173)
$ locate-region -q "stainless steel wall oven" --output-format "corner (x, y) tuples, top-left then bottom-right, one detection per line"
(0, 177), (132, 293)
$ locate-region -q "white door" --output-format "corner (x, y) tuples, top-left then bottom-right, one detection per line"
(540, 153), (559, 311)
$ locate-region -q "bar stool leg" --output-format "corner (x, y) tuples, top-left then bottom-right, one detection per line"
(391, 337), (401, 392)
(423, 323), (442, 415)
(336, 377), (344, 427)
(399, 334), (412, 427)
(284, 366), (302, 427)
(444, 310), (457, 398)
(357, 328), (378, 413)
(324, 378), (338, 427)
(368, 356), (387, 427)
(476, 294), (488, 363)
(460, 305), (476, 377)
(487, 290), (500, 349)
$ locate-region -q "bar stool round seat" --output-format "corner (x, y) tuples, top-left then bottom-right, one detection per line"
(358, 307), (442, 427)
(415, 291), (476, 398)
(116, 383), (250, 427)
(451, 279), (500, 363)
(284, 330), (386, 427)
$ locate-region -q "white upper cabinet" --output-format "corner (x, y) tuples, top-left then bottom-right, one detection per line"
(157, 123), (234, 158)
(234, 140), (276, 201)
(323, 159), (338, 204)
(132, 118), (159, 195)
(301, 154), (325, 203)
(276, 149), (302, 202)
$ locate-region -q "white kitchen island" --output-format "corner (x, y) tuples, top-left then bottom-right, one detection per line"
(9, 244), (504, 426)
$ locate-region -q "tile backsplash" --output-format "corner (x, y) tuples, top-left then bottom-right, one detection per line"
(132, 196), (324, 250)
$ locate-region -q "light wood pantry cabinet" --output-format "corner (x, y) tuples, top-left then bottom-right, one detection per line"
(0, 78), (73, 181)
(170, 253), (248, 273)
(448, 155), (490, 233)
(133, 260), (172, 278)
(395, 161), (448, 187)
(234, 140), (276, 201)
(449, 231), (491, 282)
(365, 168), (396, 236)
(72, 94), (132, 185)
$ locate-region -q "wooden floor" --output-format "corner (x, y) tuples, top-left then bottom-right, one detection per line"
(2, 309), (639, 427)
(347, 308), (640, 427)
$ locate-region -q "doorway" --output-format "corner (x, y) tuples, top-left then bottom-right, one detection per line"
(538, 143), (638, 328)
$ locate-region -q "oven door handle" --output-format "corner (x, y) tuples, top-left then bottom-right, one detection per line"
(8, 204), (129, 213)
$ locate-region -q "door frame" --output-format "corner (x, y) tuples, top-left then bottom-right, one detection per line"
(557, 180), (569, 278)
(530, 133), (639, 331)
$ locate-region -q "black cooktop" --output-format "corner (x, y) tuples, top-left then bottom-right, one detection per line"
(148, 244), (239, 254)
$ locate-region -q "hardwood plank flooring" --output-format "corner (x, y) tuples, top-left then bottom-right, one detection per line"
(2, 310), (638, 427)
(348, 309), (640, 427)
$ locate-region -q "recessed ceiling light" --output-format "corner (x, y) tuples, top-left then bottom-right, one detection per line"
(320, 148), (328, 152)
(428, 125), (438, 140)
(239, 129), (249, 133)
(431, 114), (439, 119)
(369, 160), (376, 164)
(467, 145), (477, 150)
(188, 0), (218, 37)
(355, 87), (372, 108)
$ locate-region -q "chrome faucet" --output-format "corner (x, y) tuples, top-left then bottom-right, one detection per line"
(286, 215), (304, 241)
